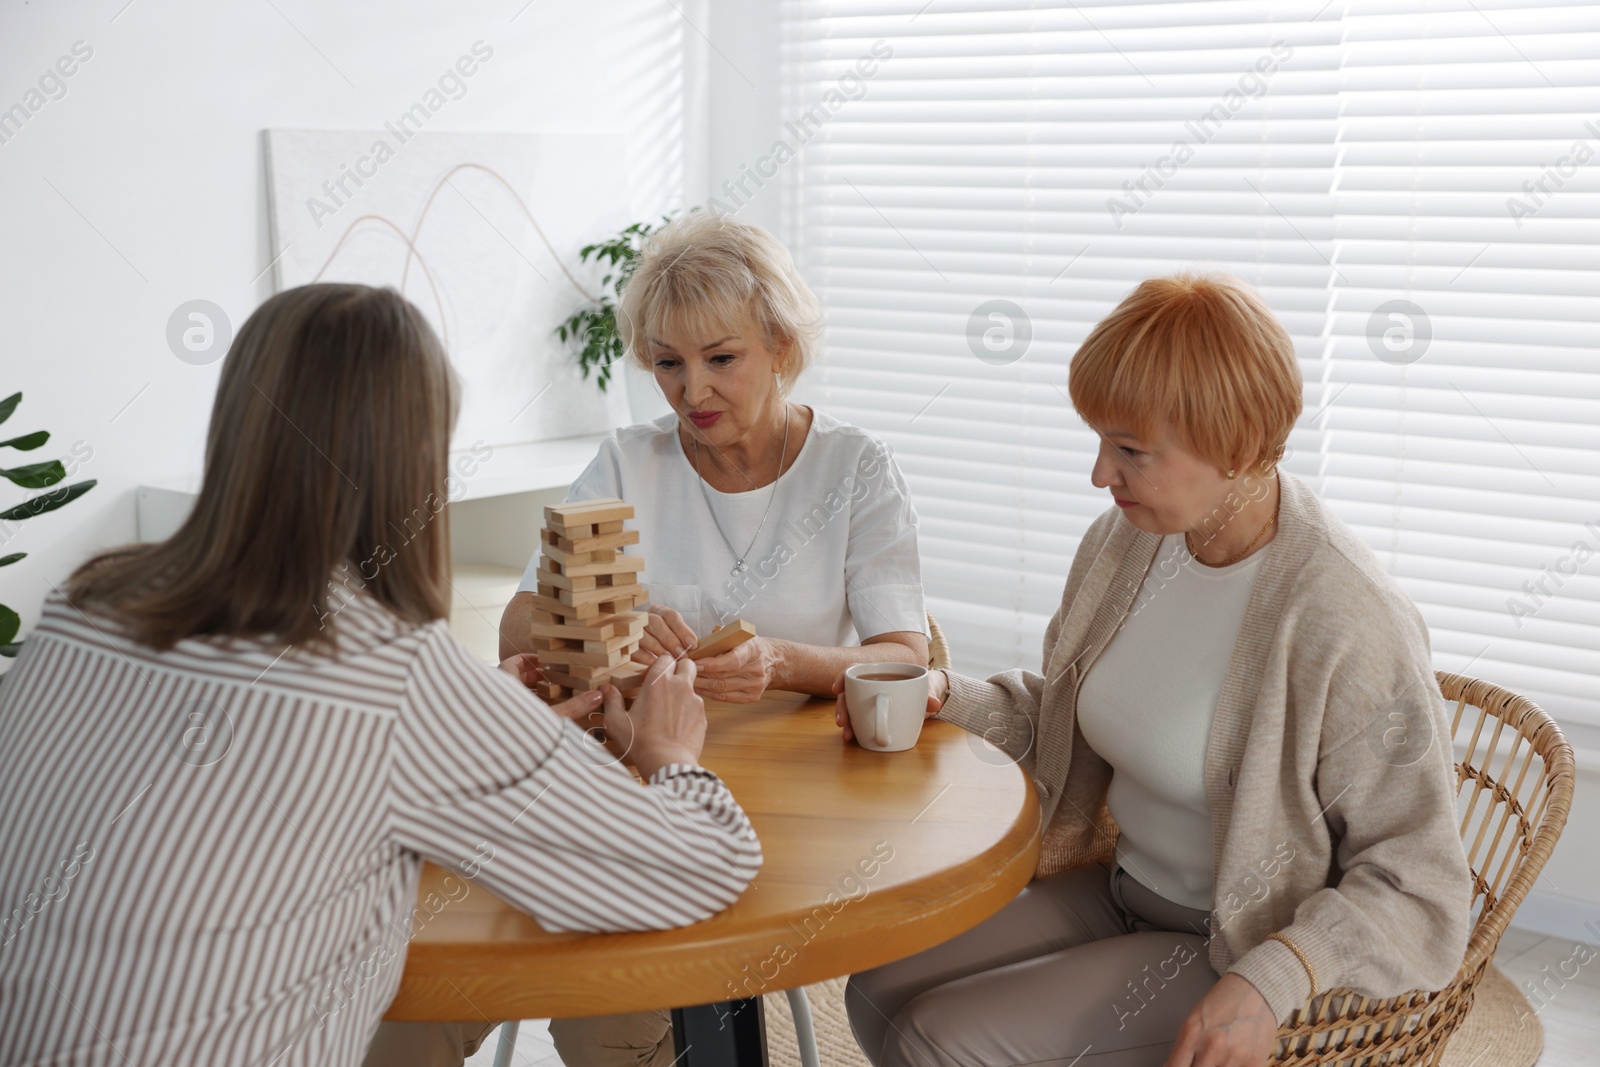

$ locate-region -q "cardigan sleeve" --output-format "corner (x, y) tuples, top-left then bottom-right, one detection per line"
(934, 508), (1120, 766)
(1228, 585), (1472, 1023)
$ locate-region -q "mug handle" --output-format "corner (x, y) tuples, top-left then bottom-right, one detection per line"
(873, 693), (890, 748)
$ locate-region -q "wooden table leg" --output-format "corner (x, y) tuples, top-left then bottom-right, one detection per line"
(671, 997), (768, 1067)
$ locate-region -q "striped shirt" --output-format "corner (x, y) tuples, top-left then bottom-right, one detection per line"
(0, 584), (762, 1066)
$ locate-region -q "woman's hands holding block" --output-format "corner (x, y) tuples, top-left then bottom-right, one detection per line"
(602, 653), (706, 779)
(635, 605), (698, 661)
(633, 608), (771, 704)
(500, 649), (708, 779)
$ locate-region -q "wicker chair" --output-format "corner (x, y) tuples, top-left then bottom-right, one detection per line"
(1268, 671), (1576, 1067)
(928, 612), (951, 671)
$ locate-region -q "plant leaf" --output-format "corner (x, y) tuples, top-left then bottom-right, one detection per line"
(0, 460), (66, 489)
(0, 553), (25, 567)
(0, 392), (19, 427)
(0, 478), (96, 521)
(0, 431), (48, 451)
(0, 605), (17, 647)
(0, 643), (20, 658)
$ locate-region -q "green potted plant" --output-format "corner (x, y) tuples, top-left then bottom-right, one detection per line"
(0, 391), (96, 658)
(555, 214), (673, 391)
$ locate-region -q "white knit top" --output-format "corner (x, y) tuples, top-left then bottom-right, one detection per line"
(1075, 533), (1265, 910)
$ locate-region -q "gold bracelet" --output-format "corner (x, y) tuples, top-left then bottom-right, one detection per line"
(1265, 932), (1319, 997)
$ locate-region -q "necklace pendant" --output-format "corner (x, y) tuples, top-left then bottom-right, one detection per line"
(733, 559), (747, 574)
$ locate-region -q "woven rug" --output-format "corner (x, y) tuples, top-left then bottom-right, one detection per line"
(762, 965), (1542, 1067)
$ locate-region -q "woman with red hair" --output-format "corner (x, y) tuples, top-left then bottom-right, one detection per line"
(838, 272), (1472, 1067)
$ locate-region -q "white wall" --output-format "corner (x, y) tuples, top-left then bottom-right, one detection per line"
(5, 0), (1592, 941)
(704, 0), (782, 233)
(0, 0), (692, 654)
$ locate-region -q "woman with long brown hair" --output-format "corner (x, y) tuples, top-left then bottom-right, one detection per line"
(0, 283), (762, 1067)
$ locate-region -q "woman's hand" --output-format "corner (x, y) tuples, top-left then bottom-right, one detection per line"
(832, 667), (949, 743)
(693, 634), (781, 704)
(498, 652), (543, 689)
(633, 605), (697, 663)
(602, 655), (706, 779)
(1161, 973), (1277, 1067)
(499, 652), (607, 724)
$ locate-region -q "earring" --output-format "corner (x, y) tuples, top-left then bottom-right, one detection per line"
(1227, 468), (1237, 479)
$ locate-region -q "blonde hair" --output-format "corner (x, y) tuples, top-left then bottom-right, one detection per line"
(1068, 271), (1302, 475)
(618, 211), (821, 393)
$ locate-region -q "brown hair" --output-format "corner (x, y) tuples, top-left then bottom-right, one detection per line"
(1068, 271), (1302, 474)
(66, 284), (459, 654)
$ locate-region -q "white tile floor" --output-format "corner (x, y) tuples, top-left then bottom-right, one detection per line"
(466, 927), (1600, 1067)
(464, 1020), (557, 1067)
(1492, 926), (1600, 1067)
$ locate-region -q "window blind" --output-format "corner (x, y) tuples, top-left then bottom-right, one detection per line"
(778, 0), (1600, 754)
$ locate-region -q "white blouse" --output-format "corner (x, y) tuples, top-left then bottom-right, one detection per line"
(518, 409), (927, 648)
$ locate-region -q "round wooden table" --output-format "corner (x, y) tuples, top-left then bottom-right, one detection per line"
(384, 690), (1040, 1027)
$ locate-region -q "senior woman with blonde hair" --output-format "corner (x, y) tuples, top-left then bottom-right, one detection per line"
(497, 210), (930, 1067)
(835, 272), (1472, 1067)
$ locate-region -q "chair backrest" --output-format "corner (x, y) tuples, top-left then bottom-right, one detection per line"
(927, 613), (951, 671)
(1440, 671), (1576, 976)
(1271, 672), (1575, 1066)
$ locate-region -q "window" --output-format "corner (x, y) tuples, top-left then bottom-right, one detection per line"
(779, 1), (1600, 753)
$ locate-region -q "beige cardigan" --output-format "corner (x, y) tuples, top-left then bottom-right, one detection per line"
(936, 471), (1473, 1024)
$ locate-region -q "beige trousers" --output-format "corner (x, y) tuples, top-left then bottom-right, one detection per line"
(361, 1012), (675, 1067)
(547, 1011), (677, 1067)
(846, 862), (1218, 1067)
(361, 1021), (500, 1066)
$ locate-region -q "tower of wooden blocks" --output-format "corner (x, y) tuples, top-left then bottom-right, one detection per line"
(529, 498), (649, 703)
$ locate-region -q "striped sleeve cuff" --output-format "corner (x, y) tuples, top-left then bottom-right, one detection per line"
(647, 763), (720, 786)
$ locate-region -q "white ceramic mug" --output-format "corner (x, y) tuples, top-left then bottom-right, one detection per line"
(843, 663), (929, 752)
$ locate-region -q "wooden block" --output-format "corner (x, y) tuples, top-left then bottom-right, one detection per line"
(528, 611), (645, 643)
(543, 527), (640, 555)
(550, 555), (645, 580)
(594, 595), (645, 618)
(529, 593), (607, 622)
(544, 659), (645, 693)
(609, 662), (646, 697)
(547, 499), (634, 526)
(527, 635), (575, 654)
(546, 520), (594, 541)
(537, 566), (598, 592)
(535, 680), (574, 702)
(563, 656), (646, 682)
(537, 583), (630, 612)
(538, 668), (585, 691)
(688, 619), (758, 660)
(539, 644), (632, 670)
(555, 582), (646, 610)
(597, 520), (625, 535)
(540, 541), (627, 569)
(581, 629), (641, 655)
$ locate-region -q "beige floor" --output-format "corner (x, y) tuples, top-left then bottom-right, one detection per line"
(1491, 926), (1600, 1067)
(465, 926), (1600, 1067)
